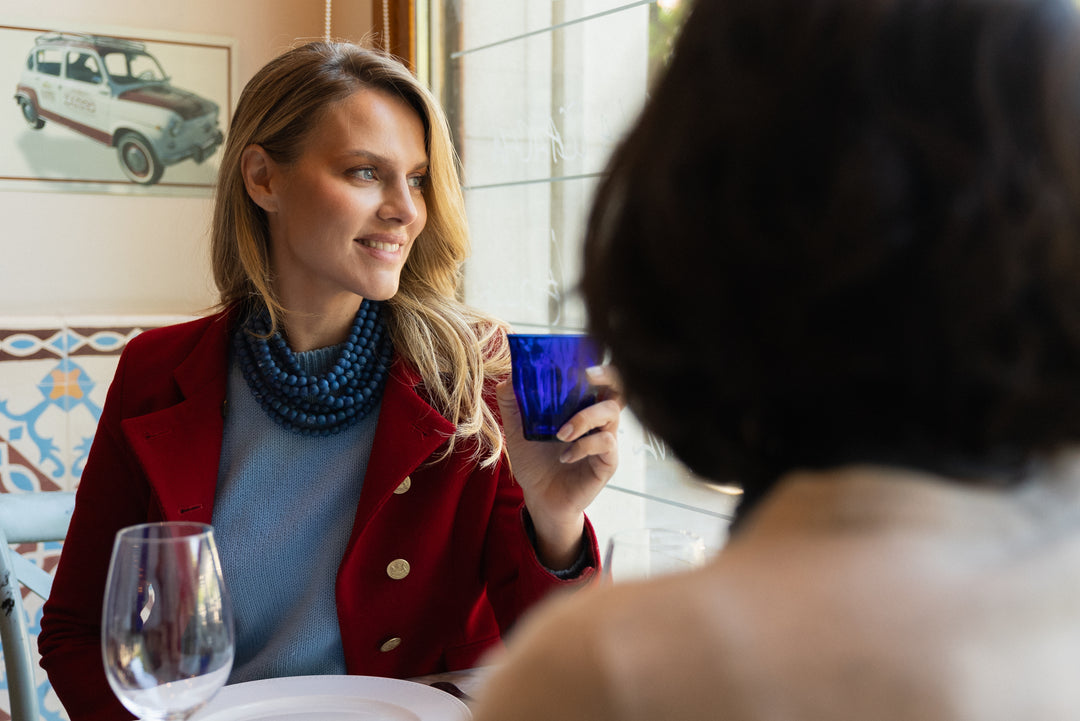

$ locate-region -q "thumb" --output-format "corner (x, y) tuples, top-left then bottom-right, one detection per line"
(496, 378), (524, 435)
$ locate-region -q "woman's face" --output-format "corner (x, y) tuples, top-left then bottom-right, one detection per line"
(264, 86), (429, 315)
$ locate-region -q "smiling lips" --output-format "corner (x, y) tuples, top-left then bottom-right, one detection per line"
(358, 237), (403, 253)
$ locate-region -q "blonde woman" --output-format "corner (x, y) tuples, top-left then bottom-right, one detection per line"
(40, 42), (620, 721)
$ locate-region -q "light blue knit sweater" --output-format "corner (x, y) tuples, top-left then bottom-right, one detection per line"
(213, 345), (380, 684)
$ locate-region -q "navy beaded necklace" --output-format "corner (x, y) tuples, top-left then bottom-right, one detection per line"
(233, 300), (392, 436)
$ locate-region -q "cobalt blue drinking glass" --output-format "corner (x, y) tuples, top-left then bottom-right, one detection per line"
(507, 334), (601, 441)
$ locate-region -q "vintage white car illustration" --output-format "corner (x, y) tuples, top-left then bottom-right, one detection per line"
(13, 32), (224, 185)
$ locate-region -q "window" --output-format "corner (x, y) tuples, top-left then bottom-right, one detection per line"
(66, 52), (102, 84)
(123, 51), (166, 82)
(35, 48), (63, 77)
(423, 0), (739, 553)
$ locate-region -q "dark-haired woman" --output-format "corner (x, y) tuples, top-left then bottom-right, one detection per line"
(473, 0), (1080, 718)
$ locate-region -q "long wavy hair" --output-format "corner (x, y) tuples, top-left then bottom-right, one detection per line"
(211, 41), (509, 465)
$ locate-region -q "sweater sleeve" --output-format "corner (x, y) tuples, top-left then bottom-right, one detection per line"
(522, 508), (596, 579)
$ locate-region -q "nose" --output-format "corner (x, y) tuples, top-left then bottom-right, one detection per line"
(378, 176), (420, 226)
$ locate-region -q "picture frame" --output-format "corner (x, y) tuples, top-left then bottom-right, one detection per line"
(0, 20), (235, 197)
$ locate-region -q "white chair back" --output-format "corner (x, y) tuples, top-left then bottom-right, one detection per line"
(0, 492), (76, 721)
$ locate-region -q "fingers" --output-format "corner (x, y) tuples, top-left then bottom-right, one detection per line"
(556, 397), (621, 472)
(586, 365), (625, 408)
(559, 428), (619, 467)
(585, 364), (619, 386)
(556, 397), (621, 443)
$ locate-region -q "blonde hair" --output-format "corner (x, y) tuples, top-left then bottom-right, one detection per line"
(211, 41), (509, 465)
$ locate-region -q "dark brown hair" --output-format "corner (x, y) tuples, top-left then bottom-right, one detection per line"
(583, 0), (1080, 515)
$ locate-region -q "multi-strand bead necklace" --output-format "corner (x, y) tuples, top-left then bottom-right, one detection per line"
(233, 300), (392, 436)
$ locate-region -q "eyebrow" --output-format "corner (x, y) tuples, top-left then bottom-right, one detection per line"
(345, 149), (428, 172)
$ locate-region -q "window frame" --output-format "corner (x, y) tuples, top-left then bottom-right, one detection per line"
(373, 0), (417, 71)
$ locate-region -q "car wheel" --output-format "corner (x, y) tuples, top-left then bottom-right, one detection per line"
(19, 98), (45, 130)
(116, 132), (164, 185)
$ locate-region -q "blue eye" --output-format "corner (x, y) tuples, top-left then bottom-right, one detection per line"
(408, 174), (427, 189)
(351, 167), (376, 181)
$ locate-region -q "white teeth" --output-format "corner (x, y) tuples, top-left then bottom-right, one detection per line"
(359, 239), (399, 252)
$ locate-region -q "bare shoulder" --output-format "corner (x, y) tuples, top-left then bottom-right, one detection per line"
(471, 585), (610, 721)
(472, 570), (722, 721)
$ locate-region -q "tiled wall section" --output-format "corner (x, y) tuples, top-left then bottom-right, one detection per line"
(0, 315), (190, 721)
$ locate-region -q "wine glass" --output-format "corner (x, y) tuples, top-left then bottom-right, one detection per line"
(102, 522), (234, 721)
(602, 528), (707, 584)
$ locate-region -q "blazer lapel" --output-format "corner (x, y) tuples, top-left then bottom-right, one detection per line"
(121, 313), (231, 524)
(350, 359), (456, 535)
(119, 315), (450, 531)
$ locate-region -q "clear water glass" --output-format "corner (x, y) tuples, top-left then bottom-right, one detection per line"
(102, 522), (234, 721)
(603, 528), (707, 583)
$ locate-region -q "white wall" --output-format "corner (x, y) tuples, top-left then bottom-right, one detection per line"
(0, 0), (373, 316)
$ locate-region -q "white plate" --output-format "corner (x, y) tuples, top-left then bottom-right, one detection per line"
(189, 675), (471, 721)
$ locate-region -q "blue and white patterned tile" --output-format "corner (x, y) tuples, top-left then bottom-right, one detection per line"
(0, 324), (67, 495)
(62, 355), (118, 489)
(0, 318), (67, 363)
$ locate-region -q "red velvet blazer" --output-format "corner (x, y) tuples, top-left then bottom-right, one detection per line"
(38, 308), (597, 721)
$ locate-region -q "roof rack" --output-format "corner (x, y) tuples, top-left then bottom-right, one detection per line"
(35, 32), (147, 53)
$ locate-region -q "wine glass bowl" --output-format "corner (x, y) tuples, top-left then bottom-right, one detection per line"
(102, 522), (234, 721)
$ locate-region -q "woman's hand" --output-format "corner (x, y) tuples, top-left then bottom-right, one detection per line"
(496, 365), (623, 569)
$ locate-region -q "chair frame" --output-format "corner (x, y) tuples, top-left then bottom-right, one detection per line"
(0, 492), (76, 721)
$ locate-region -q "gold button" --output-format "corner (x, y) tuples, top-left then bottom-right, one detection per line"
(393, 476), (412, 494)
(387, 559), (411, 580)
(379, 637), (402, 653)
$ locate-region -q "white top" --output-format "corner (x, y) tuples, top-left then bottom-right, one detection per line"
(472, 454), (1080, 721)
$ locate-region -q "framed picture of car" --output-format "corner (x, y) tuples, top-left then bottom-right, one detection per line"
(0, 21), (234, 197)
